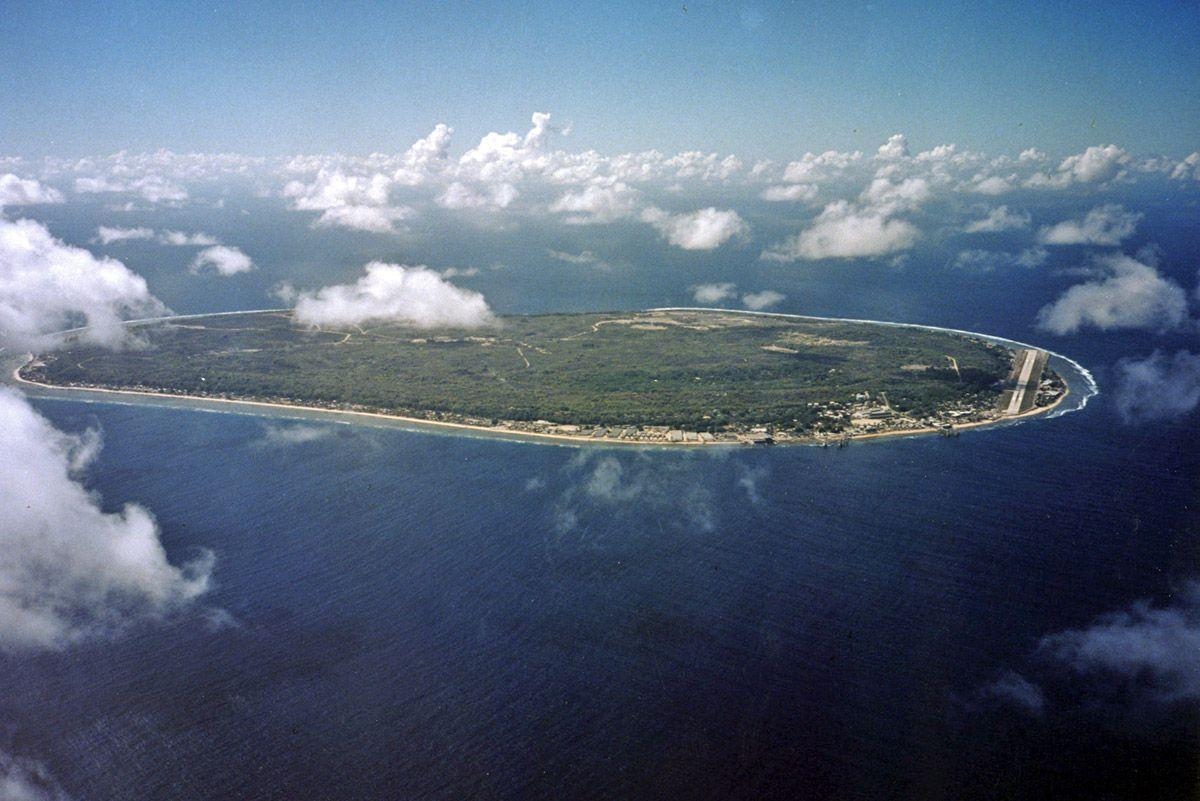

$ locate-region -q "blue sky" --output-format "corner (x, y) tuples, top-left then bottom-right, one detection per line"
(2, 0), (1197, 158)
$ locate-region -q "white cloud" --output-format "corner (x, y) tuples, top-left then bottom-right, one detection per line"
(1169, 152), (1200, 182)
(293, 262), (493, 328)
(547, 249), (606, 267)
(94, 227), (221, 246)
(283, 170), (391, 211)
(1057, 144), (1131, 183)
(742, 290), (785, 310)
(1014, 247), (1049, 268)
(0, 387), (213, 652)
(256, 423), (336, 447)
(876, 133), (909, 160)
(0, 217), (165, 350)
(964, 205), (1031, 233)
(436, 181), (518, 210)
(1036, 253), (1189, 334)
(549, 182), (639, 224)
(393, 123), (454, 185)
(552, 453), (715, 535)
(1113, 350), (1200, 423)
(189, 245), (254, 276)
(980, 670), (1045, 714)
(1038, 581), (1200, 704)
(74, 174), (187, 203)
(859, 176), (930, 213)
(313, 205), (412, 233)
(761, 183), (818, 202)
(781, 150), (862, 183)
(969, 175), (1014, 195)
(1026, 144), (1131, 188)
(1038, 204), (1142, 245)
(0, 174), (63, 206)
(691, 282), (737, 303)
(764, 200), (919, 261)
(640, 206), (747, 250)
(158, 230), (220, 246)
(458, 112), (557, 182)
(94, 226), (155, 245)
(0, 748), (72, 800)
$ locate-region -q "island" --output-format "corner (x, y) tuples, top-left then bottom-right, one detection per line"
(18, 309), (1067, 446)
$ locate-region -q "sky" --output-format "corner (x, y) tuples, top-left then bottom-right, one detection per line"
(1, 0), (1198, 159)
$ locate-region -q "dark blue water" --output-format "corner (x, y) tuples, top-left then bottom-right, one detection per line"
(4, 385), (1195, 800)
(6, 190), (1199, 799)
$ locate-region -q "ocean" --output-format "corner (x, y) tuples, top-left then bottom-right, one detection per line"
(4, 196), (1198, 799)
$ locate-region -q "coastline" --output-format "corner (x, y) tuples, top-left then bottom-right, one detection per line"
(11, 356), (1072, 449)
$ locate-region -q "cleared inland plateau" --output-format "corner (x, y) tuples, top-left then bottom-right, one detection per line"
(21, 309), (1067, 445)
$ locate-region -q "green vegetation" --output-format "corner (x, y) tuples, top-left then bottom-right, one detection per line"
(26, 310), (1014, 433)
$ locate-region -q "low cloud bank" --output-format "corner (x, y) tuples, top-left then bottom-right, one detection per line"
(0, 388), (213, 652)
(292, 262), (493, 328)
(1114, 350), (1200, 423)
(0, 217), (165, 350)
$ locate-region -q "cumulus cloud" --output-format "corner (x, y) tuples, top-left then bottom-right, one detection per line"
(761, 183), (818, 202)
(0, 387), (213, 651)
(1036, 253), (1189, 335)
(640, 206), (747, 250)
(1026, 145), (1131, 188)
(691, 282), (737, 304)
(393, 123), (454, 185)
(0, 217), (165, 350)
(189, 245), (254, 276)
(1056, 144), (1131, 184)
(1038, 581), (1200, 704)
(458, 112), (558, 182)
(876, 134), (910, 160)
(283, 170), (391, 211)
(313, 205), (412, 233)
(436, 181), (518, 210)
(74, 174), (187, 203)
(968, 175), (1014, 195)
(0, 174), (63, 206)
(1038, 204), (1142, 245)
(1169, 152), (1200, 182)
(1113, 350), (1200, 423)
(742, 290), (785, 310)
(292, 262), (493, 329)
(964, 205), (1031, 233)
(549, 182), (639, 224)
(781, 150), (862, 183)
(94, 226), (155, 245)
(764, 200), (919, 261)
